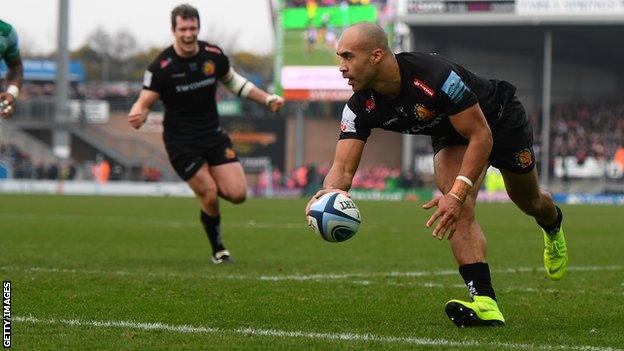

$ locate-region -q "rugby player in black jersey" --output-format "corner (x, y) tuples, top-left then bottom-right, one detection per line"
(128, 4), (284, 264)
(305, 22), (567, 327)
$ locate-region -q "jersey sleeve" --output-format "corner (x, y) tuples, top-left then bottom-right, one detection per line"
(338, 99), (371, 141)
(4, 27), (20, 59)
(438, 69), (478, 115)
(142, 60), (165, 93)
(213, 46), (230, 79)
(420, 54), (478, 116)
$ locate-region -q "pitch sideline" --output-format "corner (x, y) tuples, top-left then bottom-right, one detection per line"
(14, 315), (622, 351)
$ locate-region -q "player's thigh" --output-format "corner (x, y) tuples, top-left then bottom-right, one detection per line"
(187, 163), (219, 198)
(434, 145), (486, 205)
(434, 145), (468, 193)
(500, 167), (541, 204)
(209, 162), (247, 201)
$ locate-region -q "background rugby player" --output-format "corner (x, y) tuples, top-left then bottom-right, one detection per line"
(129, 4), (284, 264)
(0, 19), (24, 118)
(305, 22), (567, 327)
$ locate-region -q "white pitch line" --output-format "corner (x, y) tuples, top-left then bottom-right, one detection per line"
(13, 316), (622, 351)
(2, 265), (622, 283)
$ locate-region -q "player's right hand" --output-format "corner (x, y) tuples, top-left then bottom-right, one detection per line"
(0, 93), (15, 119)
(305, 188), (350, 220)
(422, 193), (463, 241)
(128, 113), (147, 129)
(267, 95), (284, 113)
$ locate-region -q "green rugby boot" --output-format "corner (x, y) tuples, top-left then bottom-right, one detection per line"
(445, 296), (505, 327)
(543, 227), (568, 281)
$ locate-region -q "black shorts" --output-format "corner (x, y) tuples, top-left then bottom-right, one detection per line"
(164, 132), (240, 181)
(431, 96), (536, 174)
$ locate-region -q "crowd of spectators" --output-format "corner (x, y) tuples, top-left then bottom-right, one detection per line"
(257, 164), (423, 194)
(0, 143), (77, 180)
(532, 100), (624, 163)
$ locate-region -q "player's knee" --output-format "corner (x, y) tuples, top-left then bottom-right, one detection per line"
(221, 189), (247, 204)
(459, 199), (476, 222)
(226, 191), (246, 204)
(196, 186), (218, 204)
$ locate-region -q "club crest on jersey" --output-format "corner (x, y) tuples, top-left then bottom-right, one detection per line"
(202, 61), (216, 76)
(413, 78), (435, 98)
(225, 147), (237, 159)
(413, 104), (436, 122)
(515, 149), (534, 169)
(365, 95), (376, 113)
(160, 58), (172, 69)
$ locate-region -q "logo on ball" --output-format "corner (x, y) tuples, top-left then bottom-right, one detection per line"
(307, 192), (361, 242)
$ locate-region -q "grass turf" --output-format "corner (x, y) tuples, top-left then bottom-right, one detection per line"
(1, 194), (623, 350)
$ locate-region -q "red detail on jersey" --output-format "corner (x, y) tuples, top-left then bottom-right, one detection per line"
(365, 98), (375, 112)
(340, 122), (347, 132)
(204, 46), (222, 55)
(413, 78), (435, 98)
(160, 58), (171, 68)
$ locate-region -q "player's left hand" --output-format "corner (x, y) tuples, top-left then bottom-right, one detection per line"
(0, 93), (16, 118)
(266, 94), (284, 113)
(422, 194), (463, 240)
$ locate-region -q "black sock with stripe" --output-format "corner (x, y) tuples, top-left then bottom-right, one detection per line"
(537, 206), (563, 236)
(459, 262), (497, 301)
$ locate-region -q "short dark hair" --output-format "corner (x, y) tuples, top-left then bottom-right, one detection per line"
(171, 4), (200, 29)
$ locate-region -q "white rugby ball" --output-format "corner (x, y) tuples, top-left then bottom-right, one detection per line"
(307, 192), (361, 242)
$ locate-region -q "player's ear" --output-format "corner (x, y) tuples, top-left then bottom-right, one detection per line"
(370, 49), (383, 64)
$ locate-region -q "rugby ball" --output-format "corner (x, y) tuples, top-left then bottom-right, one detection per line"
(307, 192), (361, 242)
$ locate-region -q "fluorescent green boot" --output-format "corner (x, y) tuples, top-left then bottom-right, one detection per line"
(543, 227), (568, 281)
(445, 296), (505, 327)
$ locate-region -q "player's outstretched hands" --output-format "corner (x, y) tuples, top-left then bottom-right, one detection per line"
(267, 94), (284, 113)
(0, 93), (15, 119)
(305, 188), (350, 221)
(422, 193), (463, 240)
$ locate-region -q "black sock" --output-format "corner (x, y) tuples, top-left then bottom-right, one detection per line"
(459, 262), (497, 301)
(537, 206), (563, 236)
(200, 211), (225, 254)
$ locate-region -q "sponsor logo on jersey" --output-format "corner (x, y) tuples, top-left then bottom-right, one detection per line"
(175, 78), (216, 93)
(189, 62), (198, 72)
(160, 58), (172, 69)
(202, 60), (215, 76)
(383, 116), (399, 126)
(441, 70), (470, 104)
(365, 94), (376, 113)
(515, 148), (534, 169)
(205, 46), (222, 55)
(340, 105), (357, 133)
(143, 70), (153, 87)
(225, 147), (237, 159)
(413, 78), (435, 98)
(413, 104), (436, 122)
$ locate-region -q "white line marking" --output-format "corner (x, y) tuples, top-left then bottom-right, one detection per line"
(2, 265), (622, 283)
(13, 316), (623, 351)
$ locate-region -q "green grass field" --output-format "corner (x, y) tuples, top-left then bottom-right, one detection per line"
(1, 194), (623, 350)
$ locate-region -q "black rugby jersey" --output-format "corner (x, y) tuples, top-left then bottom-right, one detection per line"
(143, 41), (230, 144)
(339, 52), (517, 142)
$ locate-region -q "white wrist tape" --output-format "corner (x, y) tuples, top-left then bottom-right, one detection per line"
(223, 69), (255, 98)
(7, 85), (19, 99)
(456, 175), (473, 187)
